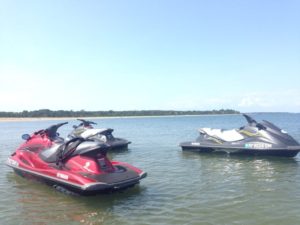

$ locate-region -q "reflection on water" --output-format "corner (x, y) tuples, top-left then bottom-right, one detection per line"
(6, 172), (147, 225)
(1, 113), (300, 225)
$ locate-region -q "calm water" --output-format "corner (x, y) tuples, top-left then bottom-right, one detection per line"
(1, 113), (300, 225)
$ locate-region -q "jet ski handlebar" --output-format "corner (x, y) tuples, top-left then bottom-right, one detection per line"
(35, 122), (68, 138)
(77, 119), (97, 127)
(45, 122), (68, 138)
(242, 114), (266, 130)
(57, 137), (85, 162)
(243, 114), (257, 124)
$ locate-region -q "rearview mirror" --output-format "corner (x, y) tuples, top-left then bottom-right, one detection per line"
(22, 134), (31, 141)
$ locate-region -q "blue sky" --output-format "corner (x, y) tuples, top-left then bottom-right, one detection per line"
(0, 0), (299, 112)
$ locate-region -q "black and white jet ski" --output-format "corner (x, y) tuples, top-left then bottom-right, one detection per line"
(180, 114), (300, 157)
(68, 119), (131, 150)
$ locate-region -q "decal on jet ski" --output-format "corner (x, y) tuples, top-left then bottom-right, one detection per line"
(7, 158), (19, 167)
(191, 142), (201, 146)
(57, 173), (69, 180)
(245, 143), (272, 149)
(83, 162), (94, 172)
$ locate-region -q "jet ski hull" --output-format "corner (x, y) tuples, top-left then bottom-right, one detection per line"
(180, 114), (300, 158)
(107, 139), (131, 150)
(180, 142), (300, 157)
(7, 158), (147, 195)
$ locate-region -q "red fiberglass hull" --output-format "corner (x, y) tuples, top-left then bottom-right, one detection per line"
(6, 133), (146, 195)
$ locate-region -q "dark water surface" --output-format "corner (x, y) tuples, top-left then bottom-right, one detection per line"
(1, 113), (300, 225)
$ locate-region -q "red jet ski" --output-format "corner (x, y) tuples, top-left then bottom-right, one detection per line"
(6, 122), (147, 195)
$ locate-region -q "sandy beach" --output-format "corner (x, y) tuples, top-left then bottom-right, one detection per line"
(0, 117), (75, 122)
(0, 114), (240, 122)
(0, 117), (129, 122)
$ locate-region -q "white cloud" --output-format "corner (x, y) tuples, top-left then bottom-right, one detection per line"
(1, 64), (299, 112)
(0, 65), (111, 111)
(0, 66), (71, 111)
(165, 96), (234, 111)
(238, 96), (273, 107)
(165, 90), (300, 112)
(237, 90), (300, 112)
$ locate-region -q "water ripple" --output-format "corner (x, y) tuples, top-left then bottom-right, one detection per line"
(1, 114), (300, 224)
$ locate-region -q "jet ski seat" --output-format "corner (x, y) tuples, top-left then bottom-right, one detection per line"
(39, 138), (84, 163)
(80, 128), (111, 139)
(39, 144), (62, 163)
(199, 128), (245, 142)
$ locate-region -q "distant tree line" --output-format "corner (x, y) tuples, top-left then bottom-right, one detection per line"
(0, 109), (239, 118)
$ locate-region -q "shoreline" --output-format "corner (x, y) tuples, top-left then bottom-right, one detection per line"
(0, 114), (241, 122)
(2, 112), (297, 122)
